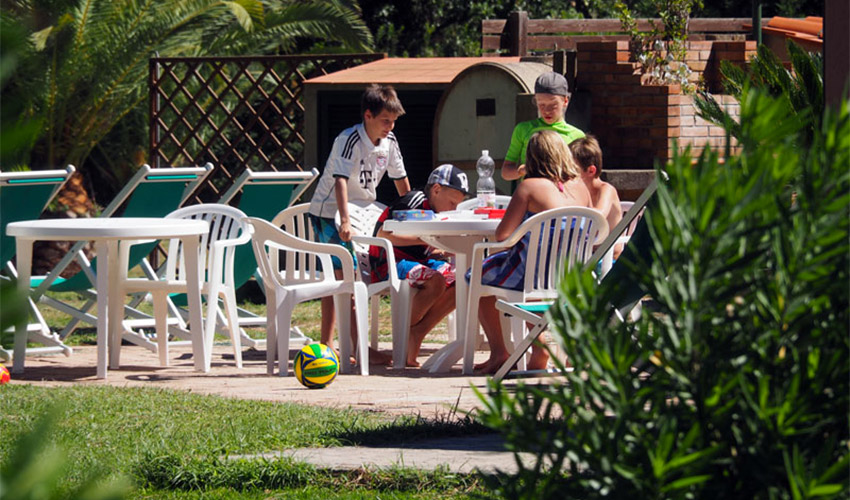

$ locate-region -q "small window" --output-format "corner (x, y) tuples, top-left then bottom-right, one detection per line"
(476, 98), (496, 116)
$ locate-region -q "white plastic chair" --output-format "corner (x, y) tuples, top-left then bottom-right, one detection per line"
(598, 200), (645, 277)
(248, 204), (369, 376)
(488, 180), (662, 381)
(457, 195), (512, 211)
(336, 201), (413, 369)
(619, 201), (643, 237)
(463, 206), (608, 374)
(122, 204), (250, 370)
(216, 167), (319, 350)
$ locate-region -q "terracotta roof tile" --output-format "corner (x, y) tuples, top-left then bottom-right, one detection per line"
(743, 16), (824, 48)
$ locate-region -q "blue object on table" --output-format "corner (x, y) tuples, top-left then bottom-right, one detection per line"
(393, 210), (435, 221)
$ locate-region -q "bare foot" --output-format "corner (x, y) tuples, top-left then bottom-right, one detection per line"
(474, 355), (511, 375)
(368, 347), (392, 366)
(406, 358), (421, 368)
(473, 359), (490, 371)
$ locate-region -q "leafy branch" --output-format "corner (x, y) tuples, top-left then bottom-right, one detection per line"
(616, 0), (703, 92)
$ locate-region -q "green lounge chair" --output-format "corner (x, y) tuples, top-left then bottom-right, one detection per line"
(1, 166), (75, 360)
(121, 167), (319, 355)
(492, 178), (659, 382)
(31, 164), (212, 347)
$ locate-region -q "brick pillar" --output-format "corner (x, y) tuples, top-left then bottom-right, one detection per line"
(576, 39), (746, 169)
(705, 41), (757, 92)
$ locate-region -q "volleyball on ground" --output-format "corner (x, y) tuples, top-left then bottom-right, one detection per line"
(0, 364), (10, 385)
(293, 343), (339, 388)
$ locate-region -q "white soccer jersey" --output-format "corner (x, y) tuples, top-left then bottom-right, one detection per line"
(309, 123), (407, 218)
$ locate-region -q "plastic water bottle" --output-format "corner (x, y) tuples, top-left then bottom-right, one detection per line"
(476, 149), (496, 208)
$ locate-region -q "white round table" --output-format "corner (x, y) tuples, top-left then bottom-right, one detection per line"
(383, 215), (500, 373)
(8, 217), (209, 378)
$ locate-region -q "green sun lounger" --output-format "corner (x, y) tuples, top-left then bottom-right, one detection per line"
(31, 164), (212, 344)
(1, 166), (75, 360)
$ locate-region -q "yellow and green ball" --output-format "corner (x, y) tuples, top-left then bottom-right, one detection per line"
(293, 344), (339, 388)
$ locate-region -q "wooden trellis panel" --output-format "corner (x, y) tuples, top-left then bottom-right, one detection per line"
(149, 54), (386, 204)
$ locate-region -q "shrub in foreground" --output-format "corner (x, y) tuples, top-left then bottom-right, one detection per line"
(478, 87), (849, 499)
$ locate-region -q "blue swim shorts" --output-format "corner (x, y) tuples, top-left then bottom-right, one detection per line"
(307, 214), (355, 271)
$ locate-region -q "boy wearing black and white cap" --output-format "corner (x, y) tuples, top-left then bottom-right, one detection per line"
(369, 164), (468, 367)
(502, 71), (586, 181)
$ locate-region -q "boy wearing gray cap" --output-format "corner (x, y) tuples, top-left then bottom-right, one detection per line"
(501, 71), (585, 181)
(369, 164), (468, 366)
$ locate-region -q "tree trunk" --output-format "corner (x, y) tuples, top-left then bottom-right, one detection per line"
(31, 172), (96, 277)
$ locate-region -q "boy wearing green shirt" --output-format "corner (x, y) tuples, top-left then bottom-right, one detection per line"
(501, 71), (585, 181)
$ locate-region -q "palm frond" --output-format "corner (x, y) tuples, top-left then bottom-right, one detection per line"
(5, 0), (373, 168)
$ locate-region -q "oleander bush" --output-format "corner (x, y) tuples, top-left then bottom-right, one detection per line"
(477, 82), (849, 498)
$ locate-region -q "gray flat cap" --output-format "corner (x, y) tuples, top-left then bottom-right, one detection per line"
(534, 71), (569, 96)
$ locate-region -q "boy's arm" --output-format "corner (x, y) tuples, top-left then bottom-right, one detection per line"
(501, 123), (526, 181)
(594, 183), (622, 222)
(377, 226), (423, 247)
(393, 177), (411, 196)
(593, 182), (623, 231)
(334, 177), (352, 241)
(501, 160), (525, 181)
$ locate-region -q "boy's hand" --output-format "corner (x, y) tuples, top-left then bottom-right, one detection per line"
(428, 248), (452, 261)
(338, 220), (352, 242)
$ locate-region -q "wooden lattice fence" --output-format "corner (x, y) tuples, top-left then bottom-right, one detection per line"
(149, 53), (386, 204)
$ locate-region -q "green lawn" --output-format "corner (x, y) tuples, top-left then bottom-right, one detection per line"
(2, 286), (476, 498)
(1, 385), (487, 499)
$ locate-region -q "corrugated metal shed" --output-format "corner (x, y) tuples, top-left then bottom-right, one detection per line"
(304, 57), (521, 85)
(434, 61), (551, 167)
(745, 16), (824, 61)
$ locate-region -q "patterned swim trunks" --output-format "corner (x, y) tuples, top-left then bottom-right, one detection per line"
(398, 258), (455, 288)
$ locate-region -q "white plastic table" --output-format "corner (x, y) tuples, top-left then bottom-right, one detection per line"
(7, 217), (209, 378)
(383, 214), (499, 373)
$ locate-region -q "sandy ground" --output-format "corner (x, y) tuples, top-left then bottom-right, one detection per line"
(8, 340), (554, 419)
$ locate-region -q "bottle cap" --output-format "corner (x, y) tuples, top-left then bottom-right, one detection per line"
(482, 150), (489, 157)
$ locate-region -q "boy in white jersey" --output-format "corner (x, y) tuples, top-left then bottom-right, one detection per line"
(308, 84), (411, 364)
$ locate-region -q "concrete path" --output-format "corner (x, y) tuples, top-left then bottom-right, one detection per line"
(234, 434), (542, 474)
(11, 342), (560, 418)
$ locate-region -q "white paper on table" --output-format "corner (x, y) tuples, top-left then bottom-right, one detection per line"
(436, 210), (488, 221)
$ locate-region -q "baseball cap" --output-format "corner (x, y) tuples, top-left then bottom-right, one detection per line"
(428, 164), (469, 194)
(534, 71), (569, 96)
